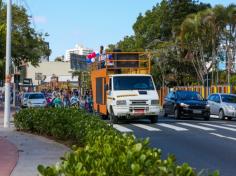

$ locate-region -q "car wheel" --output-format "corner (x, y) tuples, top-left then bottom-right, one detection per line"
(219, 110), (225, 120)
(163, 109), (168, 117)
(204, 115), (210, 121)
(174, 108), (181, 119)
(227, 117), (232, 121)
(150, 115), (158, 123)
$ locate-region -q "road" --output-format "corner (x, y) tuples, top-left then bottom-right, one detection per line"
(110, 115), (236, 176)
(1, 104), (235, 175)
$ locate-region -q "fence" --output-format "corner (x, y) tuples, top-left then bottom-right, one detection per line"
(158, 85), (231, 106)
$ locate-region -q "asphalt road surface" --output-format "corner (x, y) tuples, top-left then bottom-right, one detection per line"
(110, 115), (236, 176)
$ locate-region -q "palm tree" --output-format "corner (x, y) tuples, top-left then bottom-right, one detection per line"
(72, 70), (91, 96)
(179, 12), (207, 85)
(224, 4), (236, 85)
(179, 7), (227, 86)
(72, 70), (82, 90)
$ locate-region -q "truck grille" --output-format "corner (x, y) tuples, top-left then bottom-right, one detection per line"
(130, 100), (148, 105)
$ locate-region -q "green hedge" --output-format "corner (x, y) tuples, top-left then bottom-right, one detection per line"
(14, 108), (219, 176)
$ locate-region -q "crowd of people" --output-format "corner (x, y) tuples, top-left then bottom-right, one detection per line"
(0, 87), (94, 112)
(41, 88), (93, 112)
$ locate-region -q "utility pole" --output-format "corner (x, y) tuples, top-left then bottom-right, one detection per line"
(4, 0), (12, 128)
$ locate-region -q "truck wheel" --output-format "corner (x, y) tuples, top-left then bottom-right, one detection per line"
(109, 108), (119, 124)
(101, 115), (108, 120)
(111, 115), (119, 124)
(150, 116), (158, 123)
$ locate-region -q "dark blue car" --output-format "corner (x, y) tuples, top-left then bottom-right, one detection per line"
(163, 90), (210, 120)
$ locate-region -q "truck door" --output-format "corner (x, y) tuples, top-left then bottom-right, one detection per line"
(96, 77), (106, 113)
(107, 78), (113, 112)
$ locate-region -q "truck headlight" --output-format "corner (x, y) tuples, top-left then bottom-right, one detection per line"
(180, 103), (189, 108)
(116, 100), (126, 105)
(151, 100), (159, 105)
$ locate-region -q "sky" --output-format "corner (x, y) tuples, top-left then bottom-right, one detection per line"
(11, 0), (236, 60)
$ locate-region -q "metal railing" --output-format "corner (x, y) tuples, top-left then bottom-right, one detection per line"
(90, 52), (151, 75)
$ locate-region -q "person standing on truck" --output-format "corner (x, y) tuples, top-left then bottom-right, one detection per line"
(99, 45), (106, 69)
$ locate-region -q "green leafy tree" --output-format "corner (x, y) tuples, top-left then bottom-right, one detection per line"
(0, 1), (51, 80)
(179, 4), (236, 85)
(54, 56), (64, 62)
(109, 0), (210, 86)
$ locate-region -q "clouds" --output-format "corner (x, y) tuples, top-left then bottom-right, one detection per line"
(33, 16), (47, 24)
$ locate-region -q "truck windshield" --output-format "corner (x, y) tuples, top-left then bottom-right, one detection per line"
(113, 76), (155, 90)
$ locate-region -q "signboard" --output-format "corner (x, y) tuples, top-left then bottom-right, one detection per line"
(23, 78), (32, 85)
(70, 53), (87, 71)
(35, 73), (43, 80)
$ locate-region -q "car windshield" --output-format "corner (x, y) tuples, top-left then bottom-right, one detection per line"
(113, 76), (155, 90)
(28, 94), (44, 99)
(176, 91), (203, 100)
(221, 95), (236, 103)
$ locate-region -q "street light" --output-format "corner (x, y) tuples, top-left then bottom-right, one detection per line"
(4, 0), (12, 128)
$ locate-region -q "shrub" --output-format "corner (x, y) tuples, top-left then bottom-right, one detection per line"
(14, 108), (219, 176)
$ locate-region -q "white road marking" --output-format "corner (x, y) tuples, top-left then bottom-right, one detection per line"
(112, 124), (133, 133)
(210, 133), (236, 141)
(157, 123), (188, 131)
(132, 124), (161, 131)
(178, 123), (215, 131)
(200, 123), (236, 131)
(223, 124), (236, 128)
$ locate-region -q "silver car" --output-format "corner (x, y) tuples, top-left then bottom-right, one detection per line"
(21, 92), (30, 108)
(27, 93), (47, 108)
(207, 93), (236, 120)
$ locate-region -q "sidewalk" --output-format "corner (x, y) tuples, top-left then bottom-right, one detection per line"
(0, 105), (69, 176)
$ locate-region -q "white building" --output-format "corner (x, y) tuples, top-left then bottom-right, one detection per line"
(65, 44), (93, 62)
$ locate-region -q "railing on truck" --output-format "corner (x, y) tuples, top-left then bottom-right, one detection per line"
(90, 52), (151, 75)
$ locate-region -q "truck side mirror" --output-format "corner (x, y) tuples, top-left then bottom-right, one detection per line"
(104, 84), (109, 91)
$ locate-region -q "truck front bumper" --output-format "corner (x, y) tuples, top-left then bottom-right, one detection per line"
(113, 105), (160, 118)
